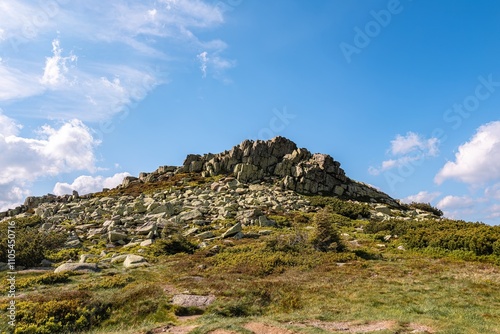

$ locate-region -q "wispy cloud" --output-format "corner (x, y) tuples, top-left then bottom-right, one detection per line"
(369, 132), (440, 175)
(197, 51), (208, 78)
(0, 0), (233, 121)
(40, 39), (77, 87)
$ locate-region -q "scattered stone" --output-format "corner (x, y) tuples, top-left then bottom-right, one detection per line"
(123, 254), (148, 269)
(194, 231), (215, 240)
(221, 222), (242, 238)
(108, 231), (128, 242)
(140, 239), (154, 247)
(258, 215), (276, 227)
(54, 263), (99, 273)
(171, 294), (216, 308)
(110, 254), (129, 264)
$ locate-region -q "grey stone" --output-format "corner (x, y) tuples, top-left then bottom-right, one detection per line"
(195, 231), (215, 240)
(258, 215), (276, 227)
(172, 294), (216, 308)
(221, 222), (242, 238)
(108, 230), (128, 242)
(54, 263), (99, 273)
(140, 239), (153, 247)
(136, 222), (157, 235)
(178, 209), (203, 222)
(123, 254), (148, 269)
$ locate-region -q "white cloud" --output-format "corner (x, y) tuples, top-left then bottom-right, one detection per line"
(390, 132), (439, 156)
(0, 185), (30, 212)
(40, 39), (77, 87)
(402, 191), (441, 204)
(0, 1), (232, 121)
(0, 62), (43, 100)
(0, 111), (22, 136)
(437, 195), (476, 210)
(197, 51), (208, 77)
(0, 114), (99, 210)
(487, 204), (500, 219)
(435, 121), (500, 185)
(53, 172), (131, 196)
(369, 132), (440, 175)
(196, 50), (235, 80)
(485, 183), (500, 200)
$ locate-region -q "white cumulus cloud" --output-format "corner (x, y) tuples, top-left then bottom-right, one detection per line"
(402, 191), (441, 204)
(53, 172), (131, 196)
(435, 121), (500, 185)
(437, 195), (476, 210)
(0, 113), (99, 210)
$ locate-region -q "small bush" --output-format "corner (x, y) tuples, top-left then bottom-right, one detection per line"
(265, 229), (310, 253)
(310, 208), (344, 252)
(173, 305), (204, 316)
(408, 202), (443, 217)
(13, 290), (110, 334)
(308, 196), (370, 219)
(209, 301), (256, 317)
(78, 274), (134, 290)
(268, 214), (292, 227)
(17, 273), (70, 289)
(45, 248), (80, 263)
(149, 235), (197, 256)
(0, 216), (67, 268)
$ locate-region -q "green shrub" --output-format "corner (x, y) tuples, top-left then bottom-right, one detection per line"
(210, 244), (311, 276)
(265, 229), (310, 253)
(310, 208), (344, 252)
(78, 274), (134, 290)
(209, 300), (257, 317)
(365, 219), (500, 258)
(408, 202), (443, 217)
(308, 196), (370, 219)
(17, 273), (70, 289)
(13, 290), (110, 334)
(148, 235), (197, 256)
(268, 214), (292, 227)
(45, 248), (80, 263)
(0, 216), (67, 268)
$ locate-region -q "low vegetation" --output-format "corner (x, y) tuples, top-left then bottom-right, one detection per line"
(0, 216), (66, 268)
(1, 193), (500, 333)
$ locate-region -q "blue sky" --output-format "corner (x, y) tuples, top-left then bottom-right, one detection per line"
(1, 0), (500, 224)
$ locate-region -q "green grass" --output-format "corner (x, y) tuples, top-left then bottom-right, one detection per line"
(1, 202), (500, 333)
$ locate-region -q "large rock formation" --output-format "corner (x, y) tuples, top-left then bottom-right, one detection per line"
(175, 137), (399, 207)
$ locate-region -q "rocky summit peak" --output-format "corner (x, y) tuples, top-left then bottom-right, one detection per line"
(131, 136), (399, 207)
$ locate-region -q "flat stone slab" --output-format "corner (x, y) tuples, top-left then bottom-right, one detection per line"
(54, 263), (99, 273)
(123, 254), (148, 269)
(171, 294), (216, 308)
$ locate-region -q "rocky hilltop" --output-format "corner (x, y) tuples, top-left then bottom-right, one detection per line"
(2, 137), (400, 221)
(125, 137), (399, 205)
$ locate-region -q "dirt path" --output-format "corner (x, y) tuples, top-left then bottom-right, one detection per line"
(148, 319), (434, 334)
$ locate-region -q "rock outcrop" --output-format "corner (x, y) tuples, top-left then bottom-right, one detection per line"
(175, 137), (399, 206)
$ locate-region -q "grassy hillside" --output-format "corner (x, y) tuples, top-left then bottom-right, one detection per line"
(1, 189), (500, 333)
